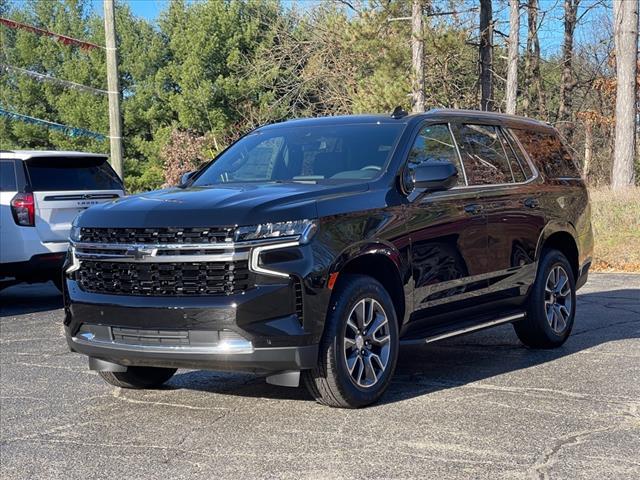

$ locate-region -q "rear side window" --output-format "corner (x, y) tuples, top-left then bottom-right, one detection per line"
(452, 124), (514, 185)
(497, 129), (527, 182)
(407, 124), (464, 186)
(25, 157), (123, 191)
(0, 160), (17, 191)
(512, 129), (580, 179)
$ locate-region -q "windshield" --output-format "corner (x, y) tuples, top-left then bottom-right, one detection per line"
(192, 123), (404, 186)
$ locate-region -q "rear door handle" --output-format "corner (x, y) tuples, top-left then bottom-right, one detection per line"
(464, 203), (483, 215)
(524, 198), (540, 209)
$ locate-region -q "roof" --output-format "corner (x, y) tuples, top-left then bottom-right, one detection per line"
(0, 150), (108, 161)
(256, 109), (554, 133)
(257, 114), (410, 131)
(423, 109), (554, 131)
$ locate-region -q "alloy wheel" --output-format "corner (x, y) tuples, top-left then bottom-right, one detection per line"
(343, 298), (391, 388)
(544, 265), (573, 334)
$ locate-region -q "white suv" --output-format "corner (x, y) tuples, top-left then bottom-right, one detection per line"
(0, 150), (125, 289)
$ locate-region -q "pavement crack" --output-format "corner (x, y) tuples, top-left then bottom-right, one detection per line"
(111, 388), (226, 411)
(529, 426), (614, 480)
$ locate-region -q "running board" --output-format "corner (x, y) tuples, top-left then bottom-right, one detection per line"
(401, 312), (525, 345)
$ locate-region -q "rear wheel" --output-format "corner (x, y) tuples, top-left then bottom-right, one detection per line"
(514, 249), (576, 348)
(99, 366), (177, 389)
(303, 274), (399, 408)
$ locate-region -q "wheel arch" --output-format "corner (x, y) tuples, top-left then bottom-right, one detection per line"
(536, 223), (580, 279)
(330, 243), (407, 326)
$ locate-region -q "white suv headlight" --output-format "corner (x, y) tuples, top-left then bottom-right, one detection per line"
(234, 219), (317, 243)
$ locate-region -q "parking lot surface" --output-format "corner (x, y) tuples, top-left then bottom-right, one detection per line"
(1, 273), (639, 479)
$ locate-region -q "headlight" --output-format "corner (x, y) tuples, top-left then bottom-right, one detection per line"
(234, 219), (317, 243)
(69, 218), (82, 242)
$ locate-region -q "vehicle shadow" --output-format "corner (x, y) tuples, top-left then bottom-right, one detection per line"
(169, 289), (640, 405)
(0, 282), (63, 317)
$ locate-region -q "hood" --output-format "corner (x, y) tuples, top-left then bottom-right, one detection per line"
(78, 182), (369, 228)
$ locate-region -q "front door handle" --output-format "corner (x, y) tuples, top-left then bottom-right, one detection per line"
(464, 203), (483, 215)
(524, 198), (540, 209)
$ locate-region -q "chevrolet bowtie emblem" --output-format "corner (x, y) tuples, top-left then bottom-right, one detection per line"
(125, 247), (156, 259)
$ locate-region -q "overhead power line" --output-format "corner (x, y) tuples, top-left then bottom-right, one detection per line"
(0, 107), (107, 141)
(0, 17), (103, 50)
(1, 64), (109, 95)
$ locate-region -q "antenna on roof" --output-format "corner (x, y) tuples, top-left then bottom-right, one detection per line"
(390, 106), (408, 119)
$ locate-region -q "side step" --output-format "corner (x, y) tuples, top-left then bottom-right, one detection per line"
(400, 312), (525, 346)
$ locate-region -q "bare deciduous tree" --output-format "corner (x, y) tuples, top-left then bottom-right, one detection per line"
(411, 0), (426, 113)
(505, 0), (520, 115)
(479, 0), (493, 111)
(558, 0), (580, 140)
(612, 0), (639, 189)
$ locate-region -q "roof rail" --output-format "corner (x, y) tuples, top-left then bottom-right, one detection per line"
(390, 106), (408, 119)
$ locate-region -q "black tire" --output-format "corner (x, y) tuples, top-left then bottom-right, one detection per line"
(514, 249), (576, 348)
(302, 274), (399, 408)
(98, 366), (177, 389)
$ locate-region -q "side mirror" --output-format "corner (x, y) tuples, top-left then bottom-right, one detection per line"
(180, 171), (196, 186)
(412, 161), (458, 191)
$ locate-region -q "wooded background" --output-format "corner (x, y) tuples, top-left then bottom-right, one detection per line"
(0, 0), (638, 192)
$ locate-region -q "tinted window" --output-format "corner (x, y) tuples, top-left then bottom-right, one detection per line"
(407, 123), (463, 186)
(0, 160), (17, 191)
(452, 124), (514, 185)
(512, 129), (580, 179)
(192, 124), (404, 185)
(498, 129), (527, 182)
(503, 128), (534, 179)
(26, 157), (123, 191)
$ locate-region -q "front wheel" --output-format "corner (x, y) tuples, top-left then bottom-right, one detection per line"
(99, 366), (177, 389)
(514, 249), (576, 348)
(303, 274), (399, 408)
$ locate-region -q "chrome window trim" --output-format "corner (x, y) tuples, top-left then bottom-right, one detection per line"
(402, 121), (541, 196)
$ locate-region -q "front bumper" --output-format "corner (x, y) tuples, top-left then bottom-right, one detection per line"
(64, 276), (321, 373)
(66, 328), (318, 373)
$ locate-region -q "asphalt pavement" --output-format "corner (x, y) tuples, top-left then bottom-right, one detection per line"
(1, 274), (639, 479)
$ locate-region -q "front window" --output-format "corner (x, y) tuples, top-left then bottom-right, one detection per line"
(191, 123), (404, 186)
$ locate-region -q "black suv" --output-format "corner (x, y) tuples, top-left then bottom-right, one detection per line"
(64, 109), (593, 408)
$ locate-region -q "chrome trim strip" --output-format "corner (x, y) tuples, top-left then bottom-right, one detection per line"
(73, 333), (254, 354)
(74, 250), (248, 263)
(72, 236), (301, 251)
(424, 313), (525, 343)
(250, 240), (301, 278)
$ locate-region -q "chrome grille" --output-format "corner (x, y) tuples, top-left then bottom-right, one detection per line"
(80, 227), (234, 244)
(77, 260), (250, 296)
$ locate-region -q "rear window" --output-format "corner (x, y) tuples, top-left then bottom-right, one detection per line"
(25, 156), (123, 191)
(512, 129), (580, 179)
(0, 160), (17, 191)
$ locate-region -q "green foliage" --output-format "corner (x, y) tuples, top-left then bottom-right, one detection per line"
(0, 0), (629, 191)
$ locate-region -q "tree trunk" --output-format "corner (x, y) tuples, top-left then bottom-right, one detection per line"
(558, 0), (580, 141)
(612, 0), (638, 189)
(583, 120), (592, 180)
(523, 0), (546, 118)
(479, 0), (493, 111)
(411, 0), (425, 113)
(505, 0), (519, 115)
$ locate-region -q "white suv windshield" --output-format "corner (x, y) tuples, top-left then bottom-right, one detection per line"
(192, 123), (404, 185)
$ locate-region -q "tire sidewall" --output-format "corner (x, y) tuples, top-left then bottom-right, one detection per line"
(531, 250), (577, 343)
(327, 276), (399, 407)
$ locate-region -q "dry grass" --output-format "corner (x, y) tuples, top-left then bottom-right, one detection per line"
(589, 187), (640, 272)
